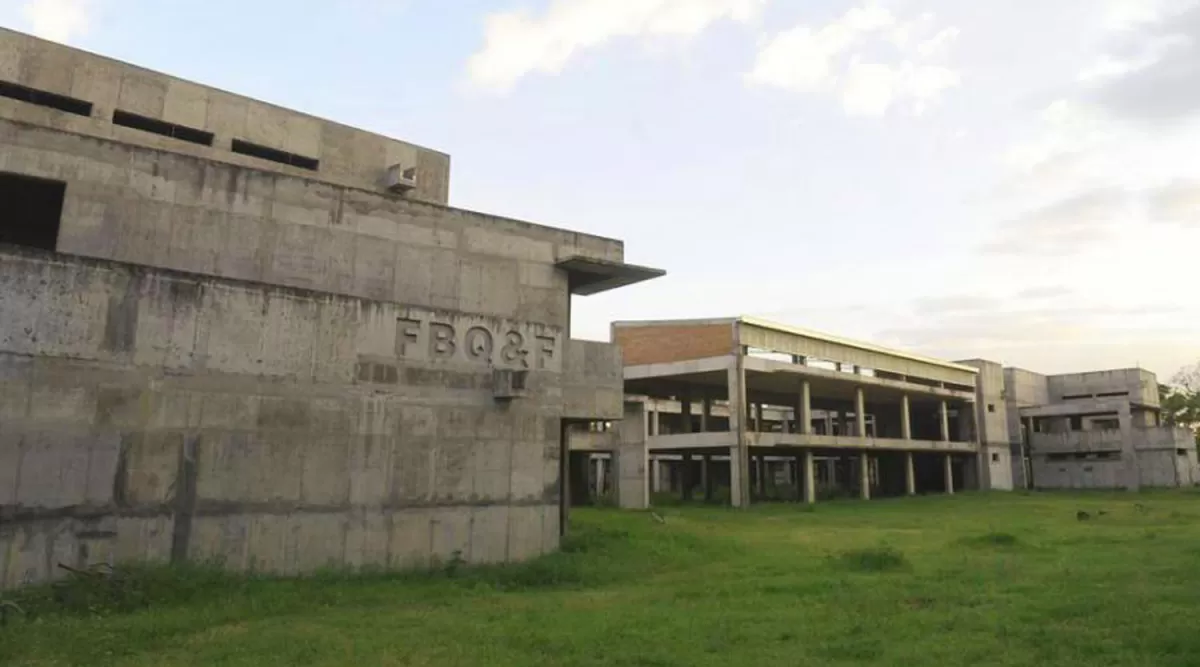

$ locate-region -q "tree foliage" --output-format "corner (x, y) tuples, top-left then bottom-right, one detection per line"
(1161, 362), (1200, 447)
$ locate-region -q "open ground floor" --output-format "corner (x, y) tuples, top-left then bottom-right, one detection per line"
(568, 447), (974, 508)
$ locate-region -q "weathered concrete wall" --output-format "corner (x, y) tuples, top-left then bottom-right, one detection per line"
(959, 359), (1013, 491)
(0, 117), (620, 320)
(1046, 369), (1159, 406)
(0, 27), (450, 203)
(0, 248), (589, 589)
(563, 341), (623, 421)
(1029, 426), (1198, 490)
(614, 402), (649, 509)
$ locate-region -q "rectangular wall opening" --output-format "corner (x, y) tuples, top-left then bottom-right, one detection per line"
(113, 110), (214, 146)
(0, 171), (66, 251)
(231, 139), (319, 171)
(0, 80), (93, 116)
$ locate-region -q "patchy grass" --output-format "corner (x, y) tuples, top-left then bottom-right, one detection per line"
(4, 491), (1200, 666)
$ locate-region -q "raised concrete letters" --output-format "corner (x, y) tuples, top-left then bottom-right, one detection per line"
(394, 311), (562, 372)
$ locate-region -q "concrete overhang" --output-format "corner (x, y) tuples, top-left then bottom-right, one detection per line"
(556, 256), (665, 296)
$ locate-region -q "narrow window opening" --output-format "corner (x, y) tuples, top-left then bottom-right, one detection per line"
(0, 171), (65, 251)
(113, 110), (214, 146)
(0, 80), (93, 116)
(987, 404), (996, 413)
(1097, 391), (1130, 398)
(991, 453), (1000, 463)
(231, 139), (319, 171)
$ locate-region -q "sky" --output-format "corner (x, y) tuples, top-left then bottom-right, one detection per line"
(2, 0), (1199, 379)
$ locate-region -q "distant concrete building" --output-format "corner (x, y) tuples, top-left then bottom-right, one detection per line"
(0, 28), (662, 589)
(1002, 368), (1199, 490)
(569, 317), (1007, 508)
(566, 319), (1198, 507)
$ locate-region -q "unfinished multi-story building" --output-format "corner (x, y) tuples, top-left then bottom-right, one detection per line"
(566, 320), (1199, 507)
(566, 317), (1012, 508)
(1003, 368), (1198, 490)
(0, 28), (662, 589)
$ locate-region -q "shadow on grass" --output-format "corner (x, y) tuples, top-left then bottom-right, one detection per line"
(834, 547), (909, 573)
(958, 532), (1022, 548)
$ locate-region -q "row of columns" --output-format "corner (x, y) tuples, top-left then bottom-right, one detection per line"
(649, 450), (958, 502)
(657, 385), (955, 443)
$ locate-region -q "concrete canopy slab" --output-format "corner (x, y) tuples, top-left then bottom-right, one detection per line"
(555, 256), (665, 296)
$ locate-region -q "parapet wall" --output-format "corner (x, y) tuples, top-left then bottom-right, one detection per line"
(0, 248), (616, 589)
(0, 27), (451, 203)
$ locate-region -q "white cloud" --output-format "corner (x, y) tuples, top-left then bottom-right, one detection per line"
(466, 0), (765, 92)
(745, 6), (961, 117)
(21, 0), (93, 43)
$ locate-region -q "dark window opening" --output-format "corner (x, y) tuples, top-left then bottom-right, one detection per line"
(1096, 452), (1120, 461)
(1062, 394), (1092, 400)
(0, 80), (93, 116)
(1097, 391), (1130, 398)
(231, 139), (319, 171)
(113, 110), (214, 146)
(1069, 415), (1083, 431)
(1047, 453), (1071, 462)
(991, 453), (1000, 463)
(1179, 449), (1190, 456)
(0, 171), (65, 251)
(988, 404), (996, 413)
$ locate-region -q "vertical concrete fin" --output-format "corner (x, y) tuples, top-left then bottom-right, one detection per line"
(170, 436), (199, 563)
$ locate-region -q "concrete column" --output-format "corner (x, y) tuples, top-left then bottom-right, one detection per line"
(904, 451), (916, 496)
(800, 381), (812, 435)
(939, 400), (950, 443)
(700, 395), (712, 433)
(651, 408), (661, 437)
(1117, 402), (1140, 492)
(855, 387), (866, 438)
(729, 447), (745, 507)
(944, 455), (955, 495)
(681, 453), (693, 501)
(728, 360), (750, 508)
(651, 457), (661, 493)
(595, 456), (606, 498)
(901, 395), (912, 440)
(837, 411), (846, 436)
(681, 397), (693, 434)
(859, 453), (871, 500)
(824, 412), (834, 436)
(754, 403), (764, 433)
(802, 450), (816, 503)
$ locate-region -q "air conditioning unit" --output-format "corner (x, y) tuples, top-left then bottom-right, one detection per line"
(383, 164), (418, 193)
(493, 369), (529, 401)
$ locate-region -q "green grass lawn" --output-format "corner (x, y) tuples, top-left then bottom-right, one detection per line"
(5, 491), (1200, 666)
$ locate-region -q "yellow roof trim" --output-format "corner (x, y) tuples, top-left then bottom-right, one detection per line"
(738, 315), (979, 375)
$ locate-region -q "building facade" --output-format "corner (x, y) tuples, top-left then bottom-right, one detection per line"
(566, 321), (1197, 508)
(1003, 368), (1198, 490)
(0, 28), (662, 589)
(567, 317), (1006, 508)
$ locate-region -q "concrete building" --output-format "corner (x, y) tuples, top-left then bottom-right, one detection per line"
(1003, 368), (1199, 490)
(567, 317), (1006, 508)
(565, 320), (1198, 508)
(0, 28), (662, 589)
